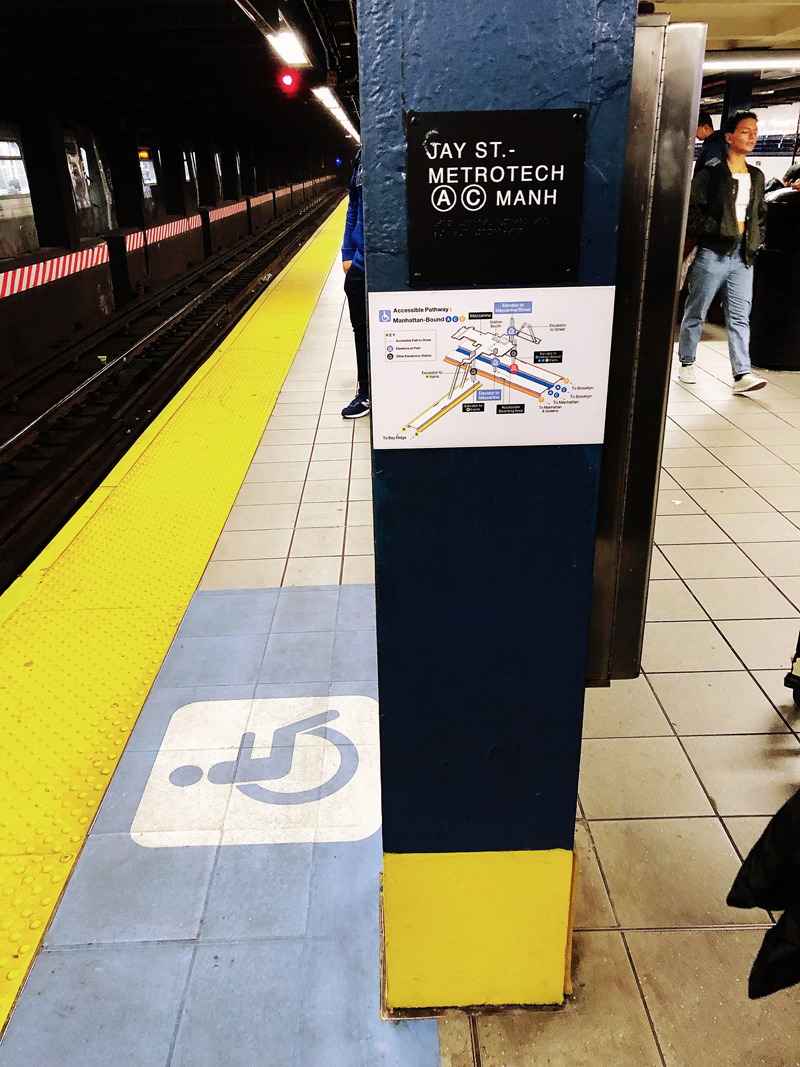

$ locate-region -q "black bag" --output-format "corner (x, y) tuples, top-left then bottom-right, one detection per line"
(727, 788), (800, 999)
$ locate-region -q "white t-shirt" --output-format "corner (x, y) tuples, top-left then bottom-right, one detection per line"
(734, 172), (751, 223)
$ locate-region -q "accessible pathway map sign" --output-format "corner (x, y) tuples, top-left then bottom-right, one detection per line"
(368, 286), (615, 450)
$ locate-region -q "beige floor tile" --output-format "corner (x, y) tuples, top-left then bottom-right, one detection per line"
(437, 1015), (472, 1067)
(670, 413), (737, 430)
(626, 929), (800, 1067)
(729, 463), (800, 487)
(310, 442), (351, 462)
(662, 447), (722, 468)
(282, 556), (342, 586)
(689, 428), (758, 447)
(342, 555), (375, 583)
(300, 478), (349, 503)
(743, 540), (800, 576)
(243, 461), (309, 484)
(574, 821), (617, 929)
(716, 618), (800, 670)
(752, 669), (800, 730)
(723, 411), (786, 429)
(745, 426), (800, 447)
(659, 470), (681, 491)
(346, 499), (373, 525)
(649, 547), (678, 580)
(317, 413), (351, 429)
(656, 490), (701, 516)
(754, 485), (800, 511)
(664, 428), (699, 448)
(344, 526), (374, 555)
(351, 441), (372, 459)
(641, 621), (741, 673)
(579, 737), (712, 818)
(351, 458), (372, 479)
(314, 426), (354, 444)
(686, 577), (798, 620)
(307, 459), (351, 480)
(296, 501), (347, 528)
(712, 511), (800, 543)
(653, 514), (729, 545)
(723, 816), (771, 858)
(289, 526), (345, 557)
(348, 478), (372, 501)
(258, 428), (316, 445)
(590, 818), (766, 927)
(234, 481), (304, 506)
(210, 528), (293, 561)
(771, 576), (800, 611)
(648, 671), (788, 735)
(271, 402), (322, 417)
(687, 487), (774, 514)
(682, 733), (800, 815)
(475, 932), (660, 1067)
(265, 416), (319, 431)
(765, 443), (800, 464)
(583, 675), (672, 738)
(199, 558), (285, 591)
(707, 443), (781, 466)
(645, 581), (707, 622)
(660, 543), (761, 579)
(667, 466), (746, 489)
(223, 503), (299, 532)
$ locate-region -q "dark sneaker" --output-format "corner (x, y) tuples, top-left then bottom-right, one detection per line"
(342, 393), (370, 418)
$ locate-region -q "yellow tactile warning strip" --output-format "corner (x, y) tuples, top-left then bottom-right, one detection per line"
(0, 198), (347, 1026)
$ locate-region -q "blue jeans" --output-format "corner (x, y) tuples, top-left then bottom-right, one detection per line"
(678, 245), (753, 376)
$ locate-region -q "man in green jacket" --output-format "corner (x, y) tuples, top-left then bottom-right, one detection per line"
(678, 111), (768, 395)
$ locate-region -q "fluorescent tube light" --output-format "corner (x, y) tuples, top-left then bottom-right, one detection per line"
(267, 30), (311, 67)
(704, 50), (800, 72)
(312, 87), (361, 143)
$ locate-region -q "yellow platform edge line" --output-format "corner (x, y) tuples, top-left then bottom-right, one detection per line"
(0, 202), (345, 628)
(0, 199), (347, 1027)
(382, 849), (575, 1010)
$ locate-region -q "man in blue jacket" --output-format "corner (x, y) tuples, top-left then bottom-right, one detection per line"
(341, 150), (369, 418)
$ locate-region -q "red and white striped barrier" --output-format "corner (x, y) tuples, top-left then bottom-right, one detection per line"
(208, 202), (248, 222)
(124, 215), (202, 252)
(250, 192), (273, 208)
(0, 243), (109, 299)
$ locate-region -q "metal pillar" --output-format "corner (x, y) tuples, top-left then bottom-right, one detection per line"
(218, 136), (241, 202)
(158, 127), (192, 217)
(102, 124), (145, 232)
(16, 95), (81, 251)
(360, 0), (635, 1012)
(194, 131), (221, 208)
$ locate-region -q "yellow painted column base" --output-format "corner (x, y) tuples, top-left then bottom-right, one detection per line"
(381, 848), (576, 1011)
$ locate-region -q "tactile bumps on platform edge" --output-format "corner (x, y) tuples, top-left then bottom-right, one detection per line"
(0, 200), (347, 1025)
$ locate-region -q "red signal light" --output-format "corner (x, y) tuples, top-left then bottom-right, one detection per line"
(281, 73), (294, 87)
(278, 70), (300, 94)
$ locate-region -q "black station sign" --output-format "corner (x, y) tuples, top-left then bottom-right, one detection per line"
(404, 109), (586, 288)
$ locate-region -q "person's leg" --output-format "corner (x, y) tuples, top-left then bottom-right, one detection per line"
(343, 265), (369, 396)
(678, 247), (727, 366)
(720, 250), (754, 377)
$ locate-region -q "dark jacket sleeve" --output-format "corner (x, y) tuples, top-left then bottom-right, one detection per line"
(341, 181), (360, 262)
(686, 167), (720, 238)
(756, 171), (767, 246)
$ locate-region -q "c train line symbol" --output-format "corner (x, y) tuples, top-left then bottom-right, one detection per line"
(168, 709), (359, 805)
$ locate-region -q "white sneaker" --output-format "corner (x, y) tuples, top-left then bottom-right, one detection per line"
(678, 364), (697, 384)
(732, 372), (767, 395)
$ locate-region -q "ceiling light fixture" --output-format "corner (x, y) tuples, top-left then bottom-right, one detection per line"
(267, 29), (311, 67)
(703, 50), (800, 72)
(312, 87), (361, 143)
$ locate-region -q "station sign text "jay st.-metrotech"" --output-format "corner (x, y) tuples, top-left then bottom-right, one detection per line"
(405, 109), (587, 289)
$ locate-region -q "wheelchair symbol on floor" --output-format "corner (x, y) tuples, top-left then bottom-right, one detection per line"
(168, 710), (358, 805)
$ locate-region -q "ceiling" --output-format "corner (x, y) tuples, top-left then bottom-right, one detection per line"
(653, 1), (800, 51)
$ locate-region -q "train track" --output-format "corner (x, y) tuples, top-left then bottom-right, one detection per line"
(0, 189), (342, 593)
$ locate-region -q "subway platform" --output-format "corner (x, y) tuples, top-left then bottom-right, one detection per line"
(1, 207), (800, 1065)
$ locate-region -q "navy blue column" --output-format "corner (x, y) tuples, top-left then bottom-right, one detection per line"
(361, 0), (637, 1009)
